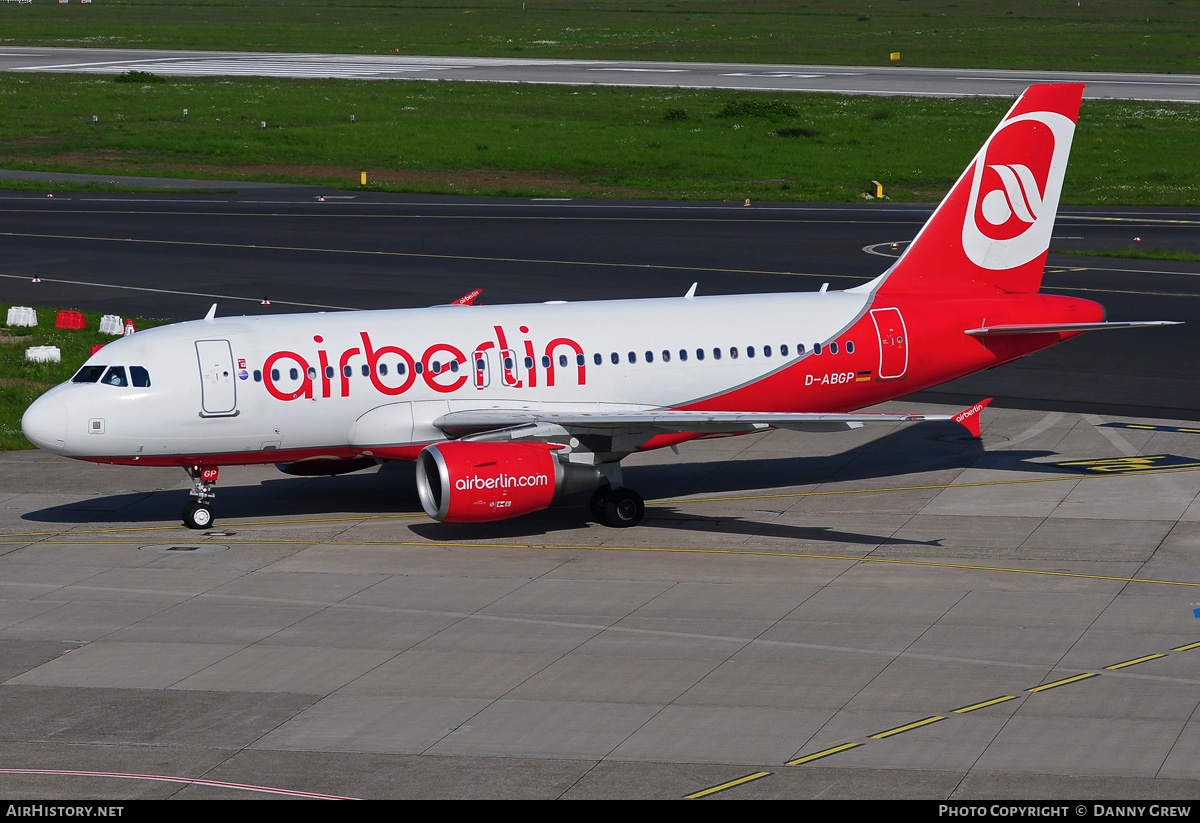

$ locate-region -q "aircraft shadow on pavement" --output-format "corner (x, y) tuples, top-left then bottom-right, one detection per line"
(23, 424), (1065, 535)
(22, 466), (422, 525)
(411, 507), (947, 546)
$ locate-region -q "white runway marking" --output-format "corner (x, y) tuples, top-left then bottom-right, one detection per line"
(0, 768), (356, 799)
(720, 72), (826, 78)
(14, 56), (472, 80)
(861, 241), (908, 258)
(586, 67), (687, 73)
(0, 272), (357, 311)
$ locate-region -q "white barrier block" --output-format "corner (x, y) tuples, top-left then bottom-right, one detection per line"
(99, 314), (124, 335)
(6, 307), (37, 327)
(25, 346), (61, 363)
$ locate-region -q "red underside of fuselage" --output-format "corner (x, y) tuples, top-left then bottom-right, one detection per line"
(80, 443), (428, 469)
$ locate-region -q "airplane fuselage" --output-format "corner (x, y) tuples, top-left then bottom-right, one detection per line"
(23, 288), (1100, 468)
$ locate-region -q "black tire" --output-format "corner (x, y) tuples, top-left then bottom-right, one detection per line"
(601, 488), (644, 528)
(588, 484), (611, 521)
(182, 501), (214, 530)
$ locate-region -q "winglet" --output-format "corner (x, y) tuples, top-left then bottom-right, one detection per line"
(953, 398), (992, 438)
(684, 282), (698, 300)
(452, 289), (483, 306)
(203, 303), (217, 321)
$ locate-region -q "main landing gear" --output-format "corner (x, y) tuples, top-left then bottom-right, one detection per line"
(182, 465), (219, 530)
(589, 484), (645, 528)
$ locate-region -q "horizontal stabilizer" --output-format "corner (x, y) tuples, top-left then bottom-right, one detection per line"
(964, 320), (1180, 336)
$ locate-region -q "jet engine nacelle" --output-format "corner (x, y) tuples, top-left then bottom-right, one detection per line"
(415, 441), (601, 523)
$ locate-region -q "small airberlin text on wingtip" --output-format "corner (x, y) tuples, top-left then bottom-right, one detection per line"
(953, 398), (992, 438)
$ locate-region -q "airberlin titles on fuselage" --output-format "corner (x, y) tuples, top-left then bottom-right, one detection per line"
(260, 324), (587, 402)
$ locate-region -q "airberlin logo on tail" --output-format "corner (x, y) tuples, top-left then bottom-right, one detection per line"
(980, 163), (1043, 228)
(962, 110), (1076, 271)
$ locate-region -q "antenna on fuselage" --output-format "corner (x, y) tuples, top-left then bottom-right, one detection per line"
(204, 303), (217, 321)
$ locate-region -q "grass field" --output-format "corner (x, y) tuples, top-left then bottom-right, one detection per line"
(2, 0), (1199, 73)
(1057, 247), (1200, 263)
(3, 74), (1199, 204)
(3, 1), (1200, 203)
(0, 306), (167, 450)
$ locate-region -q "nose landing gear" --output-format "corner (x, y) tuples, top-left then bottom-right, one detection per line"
(182, 465), (219, 529)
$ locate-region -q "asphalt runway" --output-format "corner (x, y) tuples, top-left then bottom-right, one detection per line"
(3, 47), (1200, 102)
(1, 190), (1198, 418)
(3, 191), (1200, 799)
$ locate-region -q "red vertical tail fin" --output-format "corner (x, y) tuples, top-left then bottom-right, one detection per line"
(869, 84), (1084, 298)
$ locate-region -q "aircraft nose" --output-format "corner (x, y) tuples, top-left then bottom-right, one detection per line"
(21, 393), (67, 454)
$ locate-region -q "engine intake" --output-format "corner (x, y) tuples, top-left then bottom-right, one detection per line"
(416, 441), (601, 523)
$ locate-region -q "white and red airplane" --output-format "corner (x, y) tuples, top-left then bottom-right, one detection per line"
(20, 83), (1176, 530)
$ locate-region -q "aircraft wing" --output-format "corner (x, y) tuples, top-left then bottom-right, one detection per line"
(435, 408), (957, 436)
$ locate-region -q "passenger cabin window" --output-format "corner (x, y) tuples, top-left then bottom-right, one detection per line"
(611, 352), (619, 365)
(846, 341), (855, 354)
(130, 366), (151, 388)
(813, 343), (822, 355)
(72, 365), (106, 384)
(829, 342), (839, 355)
(645, 351), (654, 363)
(102, 366), (128, 387)
(730, 347), (739, 360)
(747, 346), (755, 358)
(679, 349), (688, 362)
(713, 348), (722, 360)
(763, 345), (771, 357)
(594, 353), (603, 366)
(662, 350), (671, 363)
(780, 344), (789, 357)
(695, 348), (705, 361)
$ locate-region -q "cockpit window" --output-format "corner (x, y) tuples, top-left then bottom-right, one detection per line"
(130, 366), (151, 388)
(102, 366), (128, 387)
(72, 365), (106, 384)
